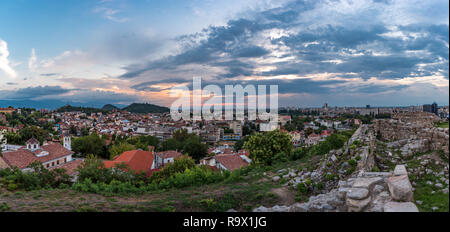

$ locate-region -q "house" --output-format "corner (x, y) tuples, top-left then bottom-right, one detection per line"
(305, 133), (321, 146)
(214, 154), (250, 171)
(104, 150), (155, 173)
(353, 119), (363, 125)
(201, 153), (251, 171)
(0, 138), (76, 172)
(321, 130), (333, 138)
(154, 150), (183, 168)
(279, 115), (292, 126)
(48, 159), (84, 180)
(0, 107), (15, 114)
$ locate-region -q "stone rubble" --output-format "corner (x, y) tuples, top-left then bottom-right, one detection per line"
(253, 165), (418, 212)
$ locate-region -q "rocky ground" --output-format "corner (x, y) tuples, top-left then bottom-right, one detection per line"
(251, 113), (449, 212)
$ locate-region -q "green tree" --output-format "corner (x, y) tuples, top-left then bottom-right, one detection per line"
(19, 126), (48, 144)
(182, 136), (208, 162)
(150, 156), (196, 183)
(234, 136), (249, 151)
(109, 142), (136, 159)
(173, 129), (189, 142)
(72, 134), (106, 158)
(243, 130), (293, 165)
(160, 138), (182, 151)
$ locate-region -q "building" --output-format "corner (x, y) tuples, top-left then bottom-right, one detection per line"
(229, 121), (243, 136)
(0, 126), (8, 151)
(0, 138), (75, 171)
(104, 150), (156, 173)
(61, 132), (72, 151)
(279, 115), (292, 126)
(0, 107), (15, 114)
(154, 150), (184, 168)
(305, 133), (321, 146)
(423, 102), (438, 115)
(201, 153), (251, 171)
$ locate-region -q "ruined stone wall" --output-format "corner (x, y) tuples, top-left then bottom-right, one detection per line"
(374, 112), (449, 157)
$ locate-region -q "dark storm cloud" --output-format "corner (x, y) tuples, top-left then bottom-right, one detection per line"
(118, 0), (448, 99)
(0, 86), (73, 100)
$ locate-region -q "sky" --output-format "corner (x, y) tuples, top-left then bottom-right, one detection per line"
(0, 0), (448, 109)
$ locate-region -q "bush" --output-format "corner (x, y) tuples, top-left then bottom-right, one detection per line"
(0, 162), (71, 191)
(272, 152), (289, 163)
(291, 148), (308, 160)
(348, 159), (357, 167)
(243, 130), (293, 165)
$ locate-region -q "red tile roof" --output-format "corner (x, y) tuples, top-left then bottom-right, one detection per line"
(154, 150), (183, 159)
(214, 154), (249, 171)
(2, 143), (74, 169)
(26, 137), (40, 144)
(104, 150), (154, 173)
(49, 159), (84, 175)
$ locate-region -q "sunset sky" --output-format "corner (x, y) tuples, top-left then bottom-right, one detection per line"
(0, 0), (448, 108)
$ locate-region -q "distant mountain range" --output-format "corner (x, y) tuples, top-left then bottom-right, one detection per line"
(55, 103), (169, 114)
(0, 100), (169, 114)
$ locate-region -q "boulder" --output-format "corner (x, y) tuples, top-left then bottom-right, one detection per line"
(272, 176), (281, 182)
(289, 203), (308, 212)
(373, 185), (385, 195)
(383, 202), (419, 212)
(252, 206), (269, 212)
(346, 188), (370, 200)
(387, 175), (414, 202)
(346, 197), (371, 212)
(271, 205), (290, 212)
(393, 165), (408, 176)
(337, 187), (351, 200)
(352, 177), (383, 190)
(253, 206), (269, 212)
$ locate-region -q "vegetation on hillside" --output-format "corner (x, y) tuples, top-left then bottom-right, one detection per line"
(122, 103), (169, 114)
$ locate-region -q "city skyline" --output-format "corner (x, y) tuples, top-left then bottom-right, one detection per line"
(0, 0), (449, 109)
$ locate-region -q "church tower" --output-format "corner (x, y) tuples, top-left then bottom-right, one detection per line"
(63, 132), (71, 151)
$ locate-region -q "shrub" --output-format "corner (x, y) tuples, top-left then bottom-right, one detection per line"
(150, 156), (196, 183)
(348, 159), (357, 167)
(0, 162), (71, 191)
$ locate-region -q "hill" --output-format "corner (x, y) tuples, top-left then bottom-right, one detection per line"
(55, 105), (108, 114)
(122, 103), (169, 113)
(102, 104), (120, 111)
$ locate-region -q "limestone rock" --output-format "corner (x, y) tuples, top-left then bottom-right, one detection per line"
(352, 177), (383, 190)
(347, 197), (371, 212)
(253, 206), (269, 212)
(346, 188), (369, 200)
(387, 175), (414, 202)
(383, 202), (419, 212)
(289, 203), (308, 212)
(393, 165), (408, 176)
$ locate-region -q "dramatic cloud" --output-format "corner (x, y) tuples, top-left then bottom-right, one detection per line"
(118, 0), (448, 106)
(1, 0), (448, 107)
(0, 86), (72, 100)
(0, 39), (17, 78)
